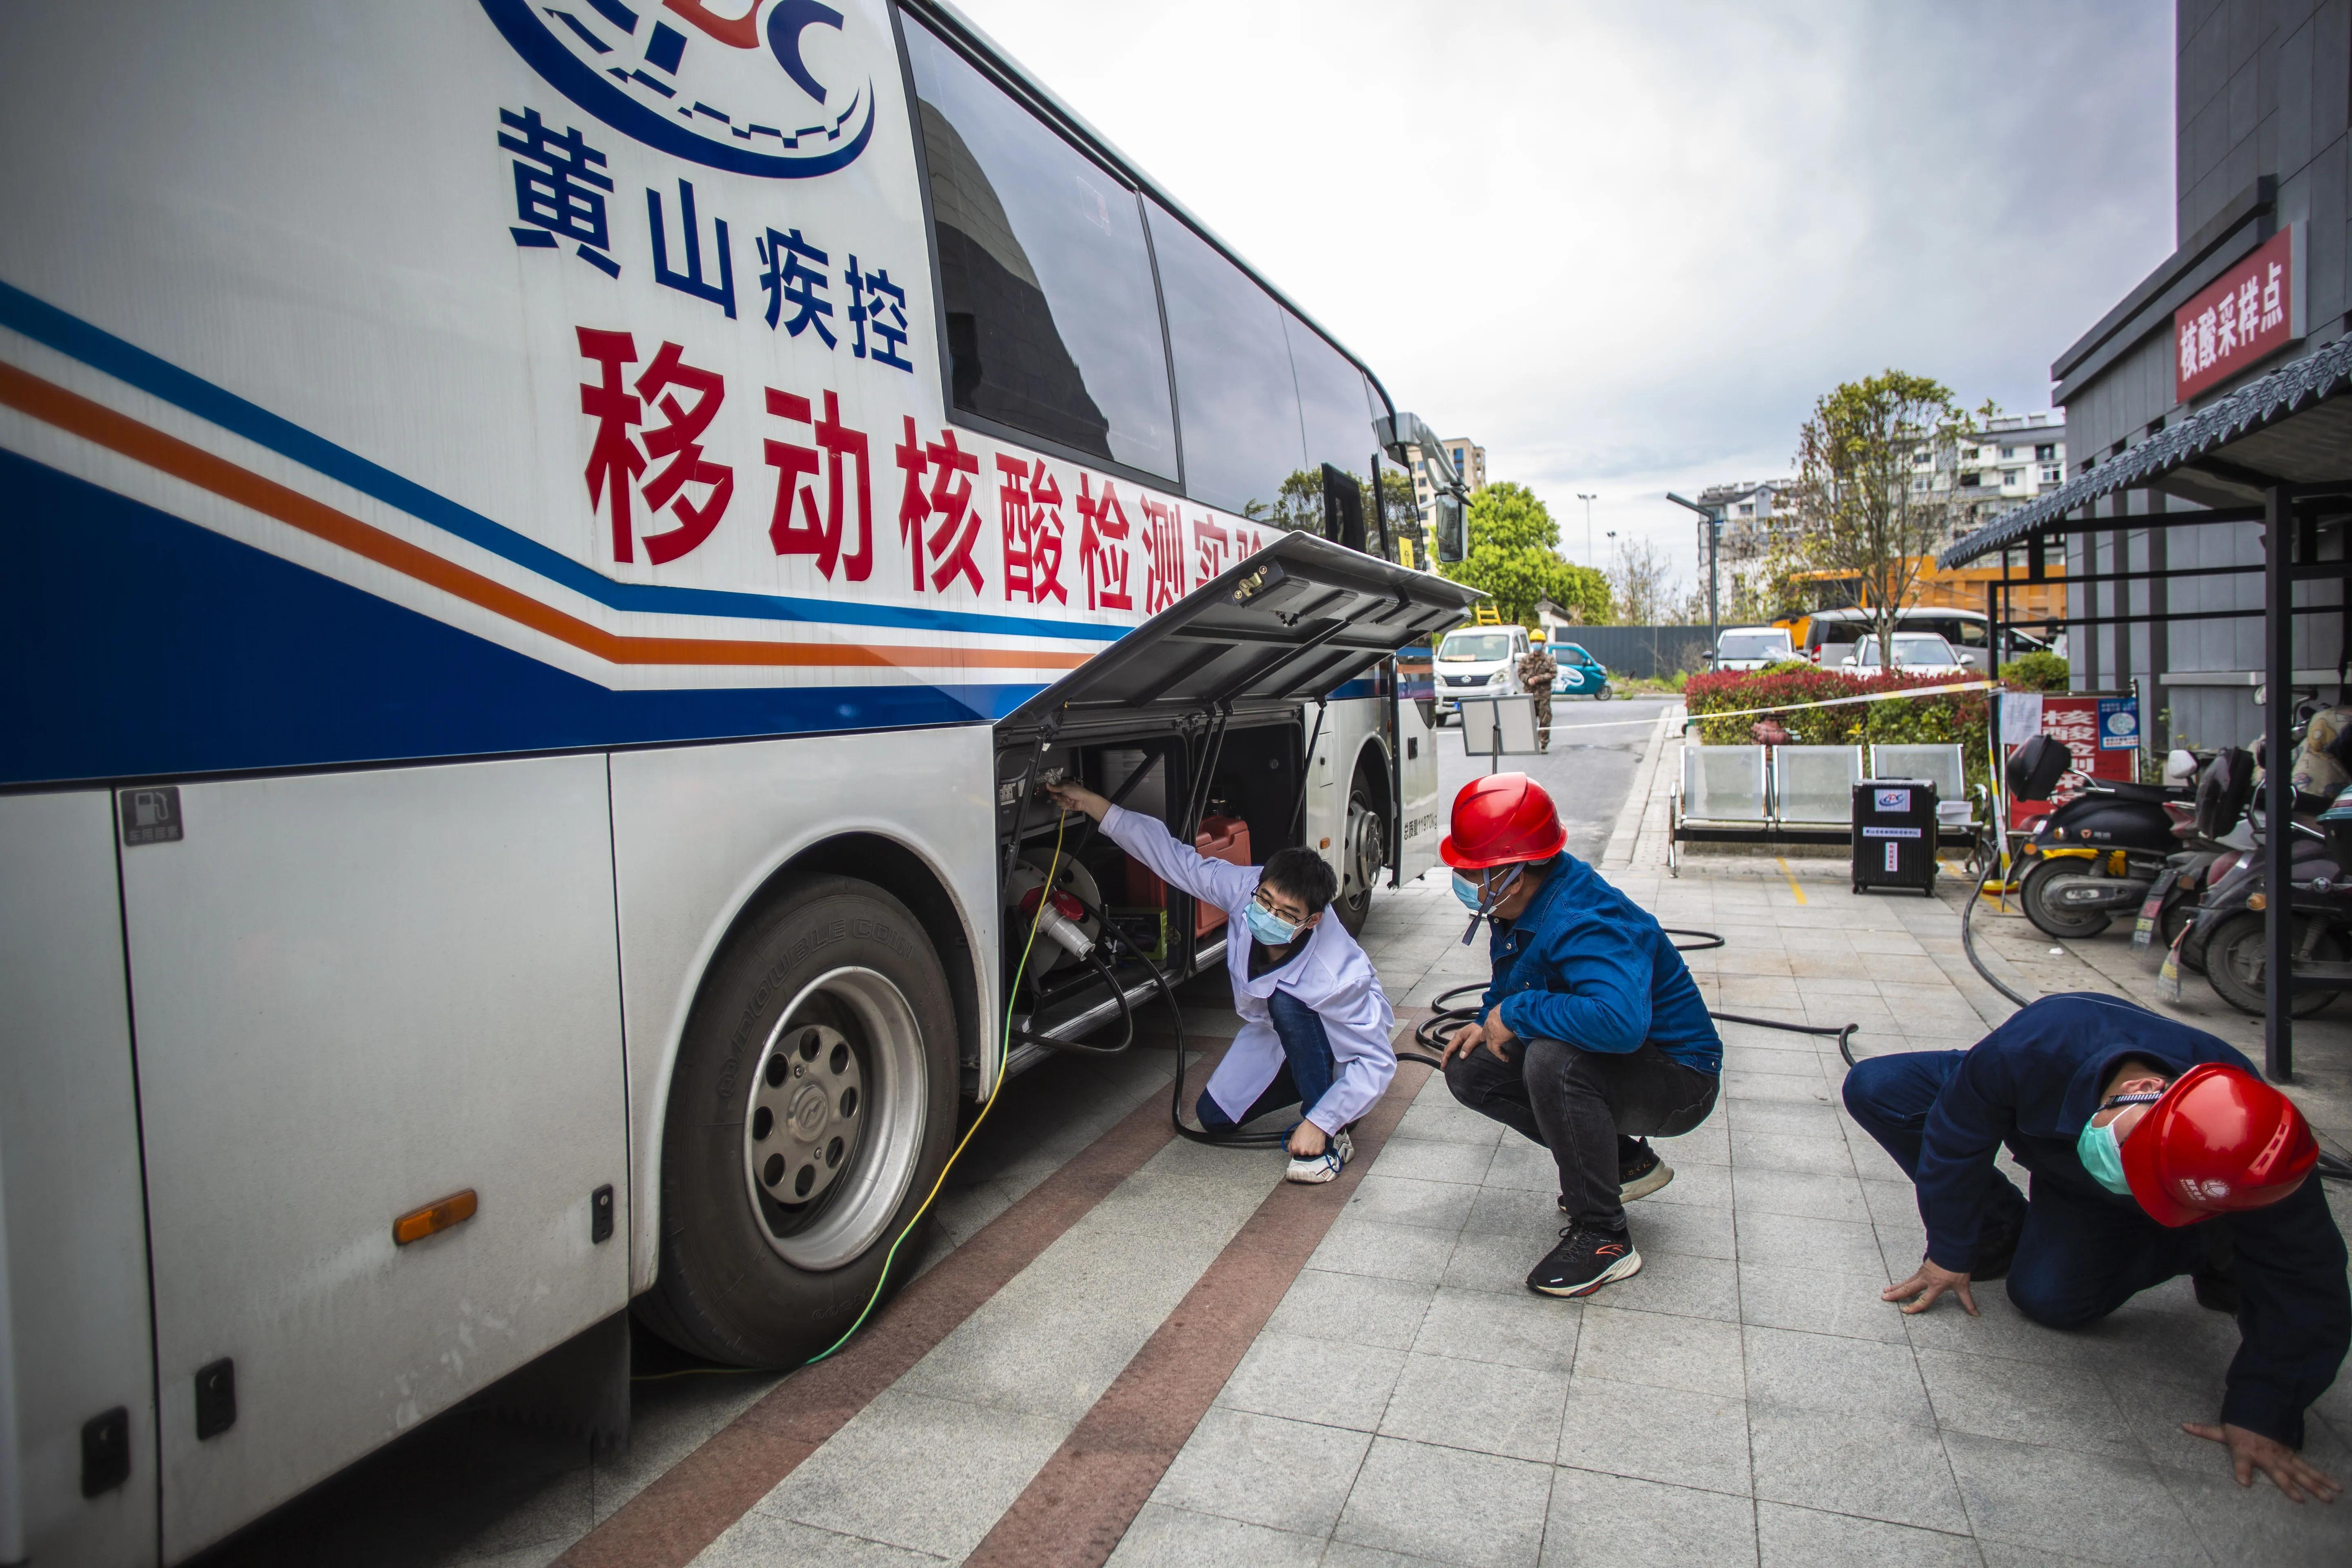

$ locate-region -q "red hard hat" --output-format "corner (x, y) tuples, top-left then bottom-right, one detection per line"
(2120, 1062), (2319, 1226)
(1439, 773), (1567, 869)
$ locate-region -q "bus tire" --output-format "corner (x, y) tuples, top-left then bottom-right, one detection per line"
(1334, 758), (1386, 938)
(637, 874), (959, 1368)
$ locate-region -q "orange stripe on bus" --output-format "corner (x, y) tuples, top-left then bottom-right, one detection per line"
(0, 362), (1089, 675)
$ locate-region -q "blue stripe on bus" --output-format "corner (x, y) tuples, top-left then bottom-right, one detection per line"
(0, 450), (1034, 786)
(0, 279), (1126, 645)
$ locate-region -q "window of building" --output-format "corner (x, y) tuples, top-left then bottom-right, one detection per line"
(1145, 198), (1303, 516)
(2035, 443), (2056, 461)
(2000, 445), (2018, 459)
(2002, 468), (2022, 487)
(905, 20), (1178, 479)
(1736, 502), (1754, 516)
(2039, 464), (2061, 485)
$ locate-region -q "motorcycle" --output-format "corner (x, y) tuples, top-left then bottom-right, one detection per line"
(2133, 746), (2254, 971)
(2006, 733), (2191, 940)
(2178, 804), (2347, 1017)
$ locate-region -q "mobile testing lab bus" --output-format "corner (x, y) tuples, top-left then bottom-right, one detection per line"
(0, 3), (1479, 1561)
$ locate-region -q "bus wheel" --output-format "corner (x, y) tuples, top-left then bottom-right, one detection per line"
(1336, 765), (1385, 938)
(638, 875), (957, 1368)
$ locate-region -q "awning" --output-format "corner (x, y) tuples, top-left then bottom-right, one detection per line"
(1940, 332), (2352, 567)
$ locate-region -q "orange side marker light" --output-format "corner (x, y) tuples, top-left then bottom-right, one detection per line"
(393, 1189), (479, 1246)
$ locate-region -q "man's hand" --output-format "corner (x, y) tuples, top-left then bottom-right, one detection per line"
(1883, 1258), (1979, 1316)
(1288, 1121), (1328, 1158)
(2183, 1421), (2343, 1504)
(1042, 780), (1111, 821)
(1436, 1013), (1514, 1070)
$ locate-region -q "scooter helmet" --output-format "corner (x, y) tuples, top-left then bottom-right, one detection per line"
(2119, 1062), (2319, 1226)
(1439, 773), (1567, 869)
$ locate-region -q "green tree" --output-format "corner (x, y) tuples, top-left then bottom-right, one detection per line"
(1442, 481), (1610, 624)
(1786, 371), (1980, 666)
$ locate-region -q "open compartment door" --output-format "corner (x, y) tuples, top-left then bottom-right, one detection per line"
(997, 533), (1481, 742)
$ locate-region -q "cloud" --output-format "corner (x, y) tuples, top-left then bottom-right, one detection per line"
(953, 0), (2174, 588)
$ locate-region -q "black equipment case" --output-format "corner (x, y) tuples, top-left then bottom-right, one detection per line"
(1853, 778), (1939, 895)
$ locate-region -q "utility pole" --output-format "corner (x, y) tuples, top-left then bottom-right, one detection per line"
(1665, 492), (1722, 655)
(1577, 492), (1597, 565)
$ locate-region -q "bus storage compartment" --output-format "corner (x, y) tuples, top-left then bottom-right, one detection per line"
(1127, 814), (1252, 938)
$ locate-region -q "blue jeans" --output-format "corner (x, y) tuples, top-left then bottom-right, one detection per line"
(1843, 1050), (2203, 1326)
(1198, 989), (1339, 1131)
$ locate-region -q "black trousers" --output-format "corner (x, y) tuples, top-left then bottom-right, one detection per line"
(1445, 1038), (1719, 1226)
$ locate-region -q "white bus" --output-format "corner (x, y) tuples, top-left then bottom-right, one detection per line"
(0, 3), (1477, 1561)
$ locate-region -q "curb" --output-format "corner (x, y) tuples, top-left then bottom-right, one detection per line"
(1606, 702), (1683, 869)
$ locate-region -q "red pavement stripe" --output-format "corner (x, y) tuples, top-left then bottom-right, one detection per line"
(554, 1049), (1224, 1568)
(963, 1020), (1437, 1568)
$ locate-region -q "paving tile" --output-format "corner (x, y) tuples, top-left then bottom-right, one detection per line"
(1722, 1072), (1835, 1107)
(1376, 1136), (1506, 1187)
(1542, 1468), (1757, 1567)
(1734, 1210), (1887, 1278)
(1746, 1407), (1969, 1534)
(1443, 1229), (1544, 1294)
(1395, 1097), (1508, 1148)
(1320, 1539), (1460, 1568)
(1348, 1173), (1483, 1232)
(1742, 1325), (1932, 1423)
(1309, 1216), (1460, 1285)
(1727, 1130), (1854, 1176)
(1730, 1167), (1870, 1224)
(1724, 1100), (1846, 1139)
(1736, 1262), (1909, 1344)
(1379, 1352), (1569, 1463)
(1555, 1376), (1752, 1496)
(1913, 1346), (2138, 1455)
(1575, 1304), (1745, 1397)
(2153, 1452), (2352, 1567)
(1942, 1429), (2207, 1566)
(1262, 1267), (1438, 1353)
(1412, 1283), (1581, 1372)
(893, 1294), (1175, 1420)
(1637, 1156), (1733, 1211)
(2105, 1368), (2352, 1478)
(1215, 1331), (1408, 1433)
(697, 1514), (949, 1567)
(1624, 1200), (1736, 1262)
(757, 1388), (1067, 1560)
(1105, 1502), (1327, 1568)
(1331, 1436), (1555, 1568)
(1466, 1184), (1568, 1238)
(1752, 1499), (1977, 1568)
(1149, 1407), (1372, 1536)
(1482, 1138), (1562, 1192)
(1651, 1120), (1731, 1167)
(1592, 1250), (1740, 1323)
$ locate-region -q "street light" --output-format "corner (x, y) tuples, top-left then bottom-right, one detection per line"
(1577, 492), (1597, 565)
(1665, 491), (1722, 656)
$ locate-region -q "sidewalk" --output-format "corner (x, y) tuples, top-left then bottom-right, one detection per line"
(216, 712), (2352, 1567)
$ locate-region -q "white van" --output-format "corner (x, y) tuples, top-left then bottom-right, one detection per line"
(1708, 626), (1796, 672)
(1434, 624), (1532, 719)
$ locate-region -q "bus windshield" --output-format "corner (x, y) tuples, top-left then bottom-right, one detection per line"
(1440, 632), (1515, 662)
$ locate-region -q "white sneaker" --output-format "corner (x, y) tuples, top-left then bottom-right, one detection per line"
(1285, 1128), (1353, 1184)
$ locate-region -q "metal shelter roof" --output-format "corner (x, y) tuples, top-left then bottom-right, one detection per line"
(1939, 332), (2352, 567)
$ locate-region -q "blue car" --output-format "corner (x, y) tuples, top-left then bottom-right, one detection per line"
(1548, 642), (1613, 699)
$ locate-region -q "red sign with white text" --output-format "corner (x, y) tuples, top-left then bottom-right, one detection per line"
(2007, 694), (2137, 831)
(2174, 225), (2301, 402)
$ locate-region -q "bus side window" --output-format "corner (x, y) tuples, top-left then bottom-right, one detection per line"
(903, 19), (1178, 481)
(1148, 199), (1306, 519)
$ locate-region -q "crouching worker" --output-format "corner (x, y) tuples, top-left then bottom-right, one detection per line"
(1045, 780), (1395, 1183)
(1434, 773), (1722, 1298)
(1846, 992), (2347, 1502)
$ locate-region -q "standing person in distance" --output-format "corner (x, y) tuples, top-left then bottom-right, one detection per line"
(1043, 779), (1395, 1183)
(1518, 630), (1557, 751)
(1435, 773), (1722, 1297)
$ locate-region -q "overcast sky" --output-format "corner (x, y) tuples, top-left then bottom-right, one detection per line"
(954, 0), (2177, 597)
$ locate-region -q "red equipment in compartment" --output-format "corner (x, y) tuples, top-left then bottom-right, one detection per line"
(1127, 816), (1251, 937)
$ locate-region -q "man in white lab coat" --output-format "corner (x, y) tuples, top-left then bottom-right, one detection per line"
(1046, 780), (1396, 1182)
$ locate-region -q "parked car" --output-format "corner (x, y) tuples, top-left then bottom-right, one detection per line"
(1708, 626), (1796, 672)
(1842, 632), (1968, 677)
(1794, 606), (2038, 672)
(1434, 624), (1530, 720)
(1549, 642), (1613, 700)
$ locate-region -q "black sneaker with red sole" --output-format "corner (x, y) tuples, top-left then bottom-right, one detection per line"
(1526, 1224), (1642, 1298)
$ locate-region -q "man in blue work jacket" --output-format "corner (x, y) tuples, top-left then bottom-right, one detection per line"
(1846, 992), (2346, 1503)
(1434, 773), (1723, 1298)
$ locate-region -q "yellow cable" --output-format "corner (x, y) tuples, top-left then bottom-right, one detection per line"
(803, 808), (1066, 1365)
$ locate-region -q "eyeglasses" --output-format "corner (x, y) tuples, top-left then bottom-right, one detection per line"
(1253, 889), (1310, 925)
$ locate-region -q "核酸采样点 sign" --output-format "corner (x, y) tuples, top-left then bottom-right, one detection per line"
(2174, 224), (2304, 402)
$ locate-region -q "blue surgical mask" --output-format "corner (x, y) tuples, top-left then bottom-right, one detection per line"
(1244, 899), (1300, 947)
(1451, 871), (1484, 911)
(2076, 1118), (2133, 1195)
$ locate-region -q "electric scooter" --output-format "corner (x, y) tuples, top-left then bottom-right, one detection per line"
(2007, 734), (2191, 940)
(2178, 801), (2348, 1016)
(2134, 747), (2253, 970)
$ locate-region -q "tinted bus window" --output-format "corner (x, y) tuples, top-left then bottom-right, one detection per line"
(1146, 199), (1306, 519)
(904, 21), (1178, 479)
(1287, 310), (1376, 479)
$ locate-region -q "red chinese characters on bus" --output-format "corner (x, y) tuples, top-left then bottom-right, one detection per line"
(893, 420), (985, 595)
(1193, 513), (1231, 587)
(764, 387), (872, 580)
(577, 328), (733, 564)
(997, 454), (1067, 605)
(1077, 475), (1133, 612)
(1140, 497), (1185, 614)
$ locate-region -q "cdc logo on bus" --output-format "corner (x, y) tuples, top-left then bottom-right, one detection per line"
(478, 0), (877, 178)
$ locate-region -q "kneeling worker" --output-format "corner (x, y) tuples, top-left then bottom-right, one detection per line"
(1435, 773), (1723, 1297)
(1045, 780), (1395, 1183)
(1846, 992), (2346, 1502)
